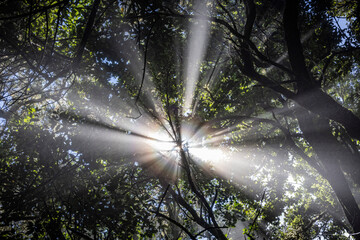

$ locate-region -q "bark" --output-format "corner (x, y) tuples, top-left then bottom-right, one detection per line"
(283, 0), (360, 140)
(296, 110), (360, 237)
(283, 0), (313, 91)
(295, 89), (360, 141)
(159, 179), (227, 240)
(73, 0), (101, 67)
(239, 2), (360, 233)
(178, 149), (227, 240)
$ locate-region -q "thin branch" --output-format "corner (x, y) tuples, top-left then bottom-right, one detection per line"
(125, 12), (294, 75)
(156, 184), (170, 214)
(304, 212), (325, 232)
(67, 227), (94, 240)
(211, 189), (218, 209)
(0, 1), (69, 21)
(194, 226), (229, 238)
(216, 0), (238, 32)
(178, 150), (227, 240)
(206, 44), (225, 86)
(135, 19), (156, 103)
(318, 47), (360, 85)
(72, 0), (101, 67)
(153, 211), (197, 240)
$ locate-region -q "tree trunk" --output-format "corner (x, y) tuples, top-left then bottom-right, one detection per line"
(296, 110), (360, 237)
(282, 0), (360, 141)
(295, 89), (360, 141)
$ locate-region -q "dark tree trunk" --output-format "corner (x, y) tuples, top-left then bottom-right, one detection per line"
(283, 0), (360, 141)
(295, 89), (360, 141)
(283, 1), (360, 233)
(297, 111), (360, 237)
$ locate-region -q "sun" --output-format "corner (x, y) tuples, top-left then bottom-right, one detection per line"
(145, 130), (178, 156)
(188, 146), (226, 163)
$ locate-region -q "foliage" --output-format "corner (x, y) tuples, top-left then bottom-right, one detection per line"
(1, 0), (360, 239)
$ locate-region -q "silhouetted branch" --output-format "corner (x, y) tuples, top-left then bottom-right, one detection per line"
(194, 226), (229, 238)
(153, 211), (197, 240)
(156, 184), (170, 214)
(0, 1), (69, 21)
(135, 20), (156, 103)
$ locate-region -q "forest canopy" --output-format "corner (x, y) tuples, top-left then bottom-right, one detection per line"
(1, 0), (360, 239)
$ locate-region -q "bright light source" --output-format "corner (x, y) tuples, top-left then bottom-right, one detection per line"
(147, 139), (177, 152)
(189, 146), (226, 163)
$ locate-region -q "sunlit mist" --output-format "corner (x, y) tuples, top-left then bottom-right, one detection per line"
(58, 0), (289, 186)
(183, 0), (212, 115)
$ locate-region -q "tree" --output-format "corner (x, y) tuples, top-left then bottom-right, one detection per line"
(1, 0), (360, 239)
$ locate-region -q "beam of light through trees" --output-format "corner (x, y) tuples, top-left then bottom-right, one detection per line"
(183, 1), (212, 115)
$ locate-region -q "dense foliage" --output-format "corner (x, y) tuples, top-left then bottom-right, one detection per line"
(1, 0), (360, 239)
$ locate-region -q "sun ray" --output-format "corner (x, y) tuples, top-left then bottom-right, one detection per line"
(103, 25), (169, 126)
(264, 27), (316, 75)
(183, 1), (212, 115)
(64, 81), (177, 142)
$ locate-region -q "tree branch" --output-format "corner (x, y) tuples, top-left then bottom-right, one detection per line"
(153, 211), (197, 240)
(0, 1), (69, 21)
